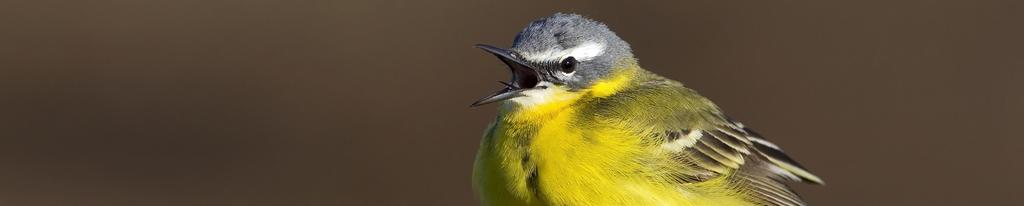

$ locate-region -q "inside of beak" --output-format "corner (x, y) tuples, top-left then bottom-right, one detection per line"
(506, 58), (540, 89)
(472, 44), (543, 106)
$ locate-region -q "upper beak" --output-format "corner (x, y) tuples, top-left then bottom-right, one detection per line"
(471, 44), (541, 107)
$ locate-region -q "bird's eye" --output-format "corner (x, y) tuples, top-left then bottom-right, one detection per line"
(560, 56), (577, 74)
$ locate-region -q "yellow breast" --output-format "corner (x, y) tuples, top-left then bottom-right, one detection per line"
(474, 69), (753, 206)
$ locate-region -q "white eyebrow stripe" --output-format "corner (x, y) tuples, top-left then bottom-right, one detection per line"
(521, 42), (605, 62)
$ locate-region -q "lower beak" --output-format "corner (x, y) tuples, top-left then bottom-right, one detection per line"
(471, 44), (541, 107)
(471, 87), (524, 107)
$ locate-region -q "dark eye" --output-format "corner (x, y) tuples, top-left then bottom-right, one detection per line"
(560, 56), (577, 73)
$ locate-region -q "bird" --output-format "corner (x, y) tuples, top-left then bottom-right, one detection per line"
(471, 13), (823, 206)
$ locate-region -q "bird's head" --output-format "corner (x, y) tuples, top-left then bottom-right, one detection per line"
(473, 13), (636, 108)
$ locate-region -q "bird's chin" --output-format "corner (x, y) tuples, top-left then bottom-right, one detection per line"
(504, 82), (575, 109)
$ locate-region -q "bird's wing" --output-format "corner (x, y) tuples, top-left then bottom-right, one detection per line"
(657, 115), (823, 206)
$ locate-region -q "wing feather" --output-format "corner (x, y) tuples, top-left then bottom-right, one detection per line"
(738, 174), (806, 206)
(658, 116), (822, 206)
(707, 130), (751, 154)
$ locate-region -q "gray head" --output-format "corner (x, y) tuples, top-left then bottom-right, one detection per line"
(472, 13), (635, 106)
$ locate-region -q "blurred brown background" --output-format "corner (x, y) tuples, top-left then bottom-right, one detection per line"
(1, 0), (1021, 205)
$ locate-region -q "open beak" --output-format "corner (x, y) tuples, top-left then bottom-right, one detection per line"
(471, 44), (541, 107)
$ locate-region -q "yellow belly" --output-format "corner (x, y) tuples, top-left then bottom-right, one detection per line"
(473, 109), (753, 206)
